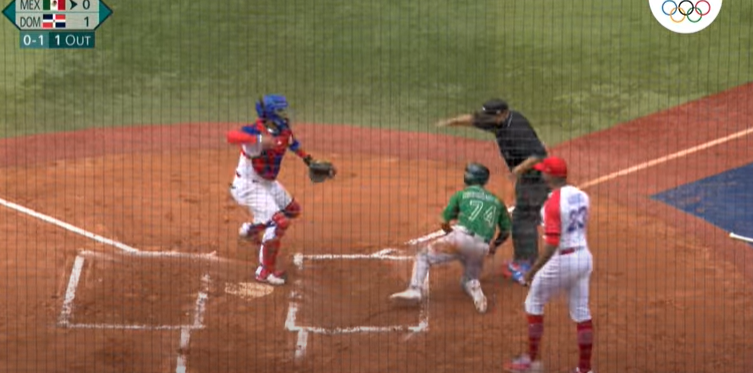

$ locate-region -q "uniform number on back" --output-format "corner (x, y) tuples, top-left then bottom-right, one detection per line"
(566, 206), (587, 233)
(469, 200), (497, 227)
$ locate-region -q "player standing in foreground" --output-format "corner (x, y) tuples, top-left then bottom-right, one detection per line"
(226, 95), (336, 285)
(436, 99), (549, 285)
(504, 156), (594, 373)
(389, 163), (511, 314)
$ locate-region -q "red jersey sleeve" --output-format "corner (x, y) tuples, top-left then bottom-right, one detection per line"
(543, 189), (561, 247)
(226, 130), (260, 145)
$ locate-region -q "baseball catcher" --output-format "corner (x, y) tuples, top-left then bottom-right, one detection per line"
(226, 94), (337, 285)
(389, 163), (511, 314)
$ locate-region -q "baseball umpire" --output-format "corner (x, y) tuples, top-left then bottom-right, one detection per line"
(436, 98), (549, 281)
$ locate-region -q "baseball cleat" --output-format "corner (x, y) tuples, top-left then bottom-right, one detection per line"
(503, 354), (544, 373)
(473, 294), (487, 314)
(463, 280), (487, 314)
(571, 368), (593, 373)
(389, 288), (422, 306)
(255, 272), (286, 286)
(500, 260), (514, 279)
(255, 267), (286, 286)
(501, 261), (531, 285)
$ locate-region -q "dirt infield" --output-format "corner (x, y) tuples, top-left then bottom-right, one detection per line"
(1, 84), (753, 373)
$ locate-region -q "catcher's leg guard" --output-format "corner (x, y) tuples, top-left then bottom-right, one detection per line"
(270, 211), (290, 238)
(282, 199), (301, 219)
(255, 239), (286, 285)
(255, 211), (291, 284)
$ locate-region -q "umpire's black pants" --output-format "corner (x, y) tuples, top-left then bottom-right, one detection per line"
(512, 170), (550, 263)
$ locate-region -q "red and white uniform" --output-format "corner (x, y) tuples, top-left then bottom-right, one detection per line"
(228, 121), (300, 224)
(524, 185), (593, 323)
(226, 120), (308, 284)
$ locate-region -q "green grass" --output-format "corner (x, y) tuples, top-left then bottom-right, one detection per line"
(1, 0), (751, 144)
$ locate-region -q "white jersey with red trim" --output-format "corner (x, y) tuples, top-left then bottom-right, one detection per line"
(540, 185), (590, 250)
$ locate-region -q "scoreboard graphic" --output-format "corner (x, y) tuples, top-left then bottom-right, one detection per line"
(2, 0), (112, 49)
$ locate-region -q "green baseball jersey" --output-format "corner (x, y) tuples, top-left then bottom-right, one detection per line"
(442, 185), (511, 242)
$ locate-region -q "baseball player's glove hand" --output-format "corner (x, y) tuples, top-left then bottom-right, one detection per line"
(306, 158), (337, 183)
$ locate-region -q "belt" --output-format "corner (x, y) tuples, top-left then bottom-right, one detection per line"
(559, 247), (584, 255)
(234, 171), (260, 183)
(456, 226), (491, 244)
(474, 234), (491, 244)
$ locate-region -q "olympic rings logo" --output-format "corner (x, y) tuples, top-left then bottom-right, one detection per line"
(662, 0), (711, 23)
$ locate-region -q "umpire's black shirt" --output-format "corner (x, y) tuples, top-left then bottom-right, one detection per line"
(472, 110), (547, 171)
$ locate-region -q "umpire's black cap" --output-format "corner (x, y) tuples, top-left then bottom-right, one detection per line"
(481, 99), (509, 115)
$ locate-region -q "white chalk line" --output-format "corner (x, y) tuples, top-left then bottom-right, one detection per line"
(289, 324), (428, 334)
(295, 330), (308, 361)
(58, 255), (86, 327)
(56, 251), (211, 372)
(176, 274), (211, 373)
(57, 253), (212, 331)
(287, 250), (430, 361)
(0, 196), (217, 259)
(730, 232), (753, 244)
(285, 282), (308, 362)
(404, 209), (509, 247)
(578, 126), (753, 189)
(405, 229), (447, 246)
(175, 329), (190, 373)
(61, 323), (200, 331)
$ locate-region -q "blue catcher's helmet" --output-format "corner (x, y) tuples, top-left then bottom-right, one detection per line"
(256, 95), (289, 120)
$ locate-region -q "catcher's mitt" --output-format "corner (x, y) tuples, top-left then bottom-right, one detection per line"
(307, 159), (337, 183)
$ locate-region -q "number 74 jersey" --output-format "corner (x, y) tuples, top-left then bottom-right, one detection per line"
(540, 185), (590, 249)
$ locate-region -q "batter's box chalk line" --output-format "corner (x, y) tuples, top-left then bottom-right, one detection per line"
(57, 251), (212, 373)
(287, 242), (433, 361)
(0, 196), (219, 260)
(730, 232), (753, 244)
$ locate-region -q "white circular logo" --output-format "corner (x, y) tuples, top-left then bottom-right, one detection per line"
(648, 0), (723, 34)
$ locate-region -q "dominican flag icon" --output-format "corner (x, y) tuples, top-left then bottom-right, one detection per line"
(42, 14), (66, 29)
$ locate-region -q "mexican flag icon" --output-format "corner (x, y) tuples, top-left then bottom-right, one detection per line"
(43, 0), (65, 11)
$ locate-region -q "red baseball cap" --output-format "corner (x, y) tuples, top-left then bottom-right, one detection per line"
(533, 156), (568, 178)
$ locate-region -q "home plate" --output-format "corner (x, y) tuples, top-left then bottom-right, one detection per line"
(225, 282), (274, 299)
